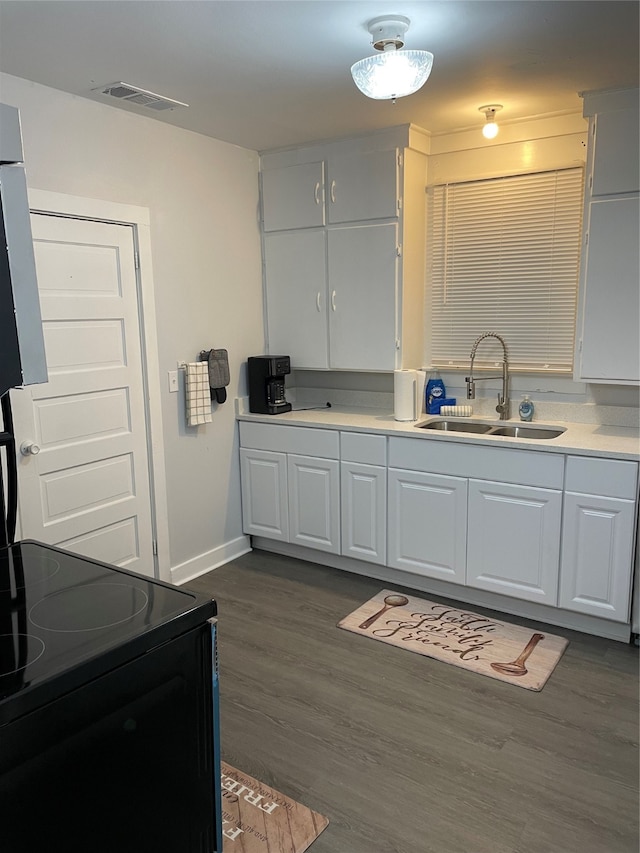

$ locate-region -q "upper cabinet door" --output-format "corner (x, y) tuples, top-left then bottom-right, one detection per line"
(261, 162), (325, 231)
(326, 149), (399, 224)
(578, 195), (640, 382)
(592, 110), (640, 196)
(327, 222), (399, 371)
(263, 230), (329, 369)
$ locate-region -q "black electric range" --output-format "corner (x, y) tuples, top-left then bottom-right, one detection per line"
(0, 538), (216, 726)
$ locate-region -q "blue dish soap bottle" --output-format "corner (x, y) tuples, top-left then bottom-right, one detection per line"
(519, 395), (535, 422)
(426, 370), (446, 414)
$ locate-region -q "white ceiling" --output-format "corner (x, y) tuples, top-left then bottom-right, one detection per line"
(0, 1), (637, 152)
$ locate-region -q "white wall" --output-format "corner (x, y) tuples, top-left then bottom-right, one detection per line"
(0, 73), (264, 578)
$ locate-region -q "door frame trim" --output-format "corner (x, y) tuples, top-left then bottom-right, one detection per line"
(27, 189), (170, 581)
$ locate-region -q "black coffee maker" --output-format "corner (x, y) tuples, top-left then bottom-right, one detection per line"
(247, 356), (292, 415)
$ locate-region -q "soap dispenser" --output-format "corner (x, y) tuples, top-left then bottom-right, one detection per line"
(519, 395), (535, 422)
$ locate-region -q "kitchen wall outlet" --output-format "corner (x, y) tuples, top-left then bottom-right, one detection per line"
(168, 370), (179, 392)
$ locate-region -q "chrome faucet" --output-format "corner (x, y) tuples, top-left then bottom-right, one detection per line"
(465, 332), (510, 420)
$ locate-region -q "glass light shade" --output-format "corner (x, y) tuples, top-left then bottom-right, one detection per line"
(351, 49), (434, 100)
(482, 121), (499, 139)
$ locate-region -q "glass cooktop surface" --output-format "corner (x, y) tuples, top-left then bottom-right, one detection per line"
(0, 540), (213, 711)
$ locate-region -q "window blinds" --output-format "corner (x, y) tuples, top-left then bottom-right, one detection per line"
(428, 168), (584, 372)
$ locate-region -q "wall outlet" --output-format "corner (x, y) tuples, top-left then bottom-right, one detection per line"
(168, 370), (179, 392)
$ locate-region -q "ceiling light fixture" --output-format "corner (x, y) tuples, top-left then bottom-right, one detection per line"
(350, 16), (434, 102)
(479, 104), (503, 139)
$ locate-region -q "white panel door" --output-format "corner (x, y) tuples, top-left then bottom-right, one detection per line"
(341, 461), (387, 565)
(239, 448), (289, 541)
(467, 479), (562, 605)
(10, 214), (155, 575)
(559, 492), (636, 622)
(288, 454), (340, 554)
(387, 468), (467, 583)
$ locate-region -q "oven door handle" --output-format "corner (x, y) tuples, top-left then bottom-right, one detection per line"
(209, 618), (223, 852)
(1, 392), (17, 546)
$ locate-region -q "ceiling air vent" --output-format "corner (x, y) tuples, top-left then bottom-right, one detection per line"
(93, 82), (188, 111)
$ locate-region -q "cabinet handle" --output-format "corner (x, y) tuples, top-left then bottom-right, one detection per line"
(316, 292), (322, 312)
(330, 180), (336, 204)
(314, 182), (321, 205)
(331, 290), (337, 311)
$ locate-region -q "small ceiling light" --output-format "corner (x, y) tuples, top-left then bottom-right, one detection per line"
(480, 104), (503, 139)
(351, 15), (434, 102)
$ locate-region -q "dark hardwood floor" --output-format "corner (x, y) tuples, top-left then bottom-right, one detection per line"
(189, 549), (639, 853)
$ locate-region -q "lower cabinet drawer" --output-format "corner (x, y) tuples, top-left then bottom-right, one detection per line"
(239, 421), (339, 458)
(565, 455), (638, 499)
(388, 437), (564, 489)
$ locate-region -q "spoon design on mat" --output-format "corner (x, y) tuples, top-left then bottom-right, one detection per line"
(490, 633), (545, 677)
(359, 594), (409, 630)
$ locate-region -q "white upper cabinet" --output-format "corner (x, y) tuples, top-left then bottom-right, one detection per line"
(326, 149), (399, 223)
(574, 88), (640, 385)
(591, 108), (639, 196)
(261, 162), (325, 231)
(259, 126), (429, 371)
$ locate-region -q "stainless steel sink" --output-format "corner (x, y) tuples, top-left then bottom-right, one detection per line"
(488, 425), (566, 439)
(416, 420), (566, 439)
(417, 420), (494, 434)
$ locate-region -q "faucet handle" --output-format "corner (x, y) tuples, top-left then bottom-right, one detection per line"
(465, 377), (475, 399)
(496, 395), (509, 419)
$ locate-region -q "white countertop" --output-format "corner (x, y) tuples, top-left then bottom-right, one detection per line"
(237, 406), (640, 461)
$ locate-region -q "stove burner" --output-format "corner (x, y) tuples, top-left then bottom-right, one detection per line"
(29, 583), (149, 632)
(0, 633), (46, 676)
(0, 554), (60, 592)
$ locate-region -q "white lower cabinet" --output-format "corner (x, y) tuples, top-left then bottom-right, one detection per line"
(239, 422), (340, 555)
(240, 423), (639, 632)
(288, 454), (340, 554)
(558, 456), (638, 622)
(387, 469), (467, 583)
(466, 479), (562, 605)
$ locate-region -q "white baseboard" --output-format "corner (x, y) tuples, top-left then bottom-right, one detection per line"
(252, 537), (632, 643)
(171, 535), (252, 586)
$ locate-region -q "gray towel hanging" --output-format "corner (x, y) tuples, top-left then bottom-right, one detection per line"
(201, 349), (230, 404)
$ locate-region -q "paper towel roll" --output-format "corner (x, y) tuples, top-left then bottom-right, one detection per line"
(415, 370), (427, 417)
(394, 370), (418, 421)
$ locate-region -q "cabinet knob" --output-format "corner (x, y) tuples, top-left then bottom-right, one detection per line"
(331, 290), (337, 311)
(20, 441), (41, 456)
(314, 182), (321, 205)
(330, 180), (336, 204)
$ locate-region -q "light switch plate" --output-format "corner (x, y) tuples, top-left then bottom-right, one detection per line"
(168, 370), (179, 392)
